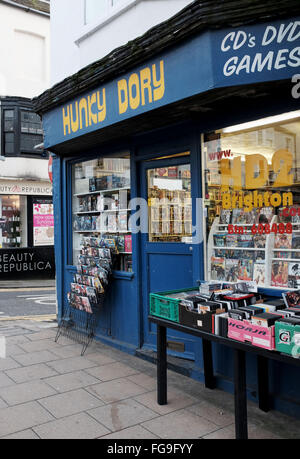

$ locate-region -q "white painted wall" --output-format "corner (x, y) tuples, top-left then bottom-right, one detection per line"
(0, 157), (49, 181)
(0, 2), (50, 98)
(50, 0), (193, 85)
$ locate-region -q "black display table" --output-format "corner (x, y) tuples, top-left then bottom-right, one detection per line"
(148, 315), (300, 439)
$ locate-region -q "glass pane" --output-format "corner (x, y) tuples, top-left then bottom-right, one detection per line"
(0, 196), (24, 248)
(72, 154), (131, 272)
(33, 199), (54, 246)
(203, 113), (300, 289)
(4, 110), (14, 119)
(147, 163), (192, 242)
(4, 120), (14, 132)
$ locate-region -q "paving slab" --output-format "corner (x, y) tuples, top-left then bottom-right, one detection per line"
(13, 350), (60, 366)
(38, 388), (104, 418)
(46, 356), (98, 374)
(0, 372), (15, 389)
(0, 380), (57, 406)
(18, 339), (61, 353)
(0, 357), (20, 372)
(126, 374), (157, 391)
(0, 397), (8, 409)
(86, 378), (148, 404)
(88, 399), (158, 432)
(3, 429), (40, 440)
(32, 412), (110, 440)
(83, 352), (116, 366)
(49, 343), (86, 359)
(26, 330), (57, 342)
(44, 370), (100, 393)
(142, 408), (219, 439)
(85, 362), (140, 382)
(101, 425), (160, 440)
(0, 401), (54, 438)
(187, 400), (235, 428)
(5, 363), (58, 384)
(134, 388), (198, 415)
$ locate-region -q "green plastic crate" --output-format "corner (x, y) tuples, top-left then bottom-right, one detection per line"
(149, 287), (198, 323)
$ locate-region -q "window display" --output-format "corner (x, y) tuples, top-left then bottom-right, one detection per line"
(203, 112), (300, 289)
(147, 163), (192, 242)
(72, 154), (132, 271)
(0, 195), (26, 248)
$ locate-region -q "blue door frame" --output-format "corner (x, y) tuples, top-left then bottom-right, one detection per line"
(138, 150), (204, 359)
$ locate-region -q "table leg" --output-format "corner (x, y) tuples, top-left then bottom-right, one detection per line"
(257, 355), (270, 412)
(202, 339), (215, 389)
(157, 324), (167, 405)
(234, 349), (248, 439)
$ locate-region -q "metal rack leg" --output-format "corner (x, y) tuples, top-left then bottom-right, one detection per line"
(257, 355), (270, 412)
(234, 349), (248, 439)
(157, 324), (167, 405)
(202, 339), (215, 389)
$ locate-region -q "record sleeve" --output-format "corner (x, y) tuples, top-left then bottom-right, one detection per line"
(253, 263), (266, 286)
(211, 257), (225, 281)
(271, 260), (289, 288)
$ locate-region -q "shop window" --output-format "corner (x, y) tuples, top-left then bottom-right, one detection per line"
(20, 111), (43, 153)
(0, 195), (27, 248)
(72, 154), (132, 271)
(147, 164), (192, 243)
(203, 111), (300, 290)
(33, 199), (54, 247)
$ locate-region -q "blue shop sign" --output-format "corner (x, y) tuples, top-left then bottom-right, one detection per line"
(43, 17), (300, 148)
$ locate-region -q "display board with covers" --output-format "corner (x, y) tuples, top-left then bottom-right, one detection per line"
(203, 112), (300, 290)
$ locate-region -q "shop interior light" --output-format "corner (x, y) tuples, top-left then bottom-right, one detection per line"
(221, 110), (300, 134)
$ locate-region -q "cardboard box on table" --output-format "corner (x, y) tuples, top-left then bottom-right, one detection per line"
(275, 320), (300, 357)
(228, 318), (275, 350)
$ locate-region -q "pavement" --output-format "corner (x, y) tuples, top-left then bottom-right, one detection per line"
(0, 318), (300, 439)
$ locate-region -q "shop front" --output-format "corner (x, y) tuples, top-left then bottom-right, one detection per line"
(33, 4), (300, 417)
(0, 179), (55, 279)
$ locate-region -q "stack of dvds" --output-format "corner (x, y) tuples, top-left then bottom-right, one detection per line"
(67, 236), (118, 314)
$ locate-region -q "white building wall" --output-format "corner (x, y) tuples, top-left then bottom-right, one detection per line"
(0, 2), (50, 98)
(50, 0), (193, 85)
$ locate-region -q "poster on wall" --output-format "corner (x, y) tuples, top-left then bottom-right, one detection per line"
(33, 203), (54, 246)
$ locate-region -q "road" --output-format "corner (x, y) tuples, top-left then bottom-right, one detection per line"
(0, 288), (56, 318)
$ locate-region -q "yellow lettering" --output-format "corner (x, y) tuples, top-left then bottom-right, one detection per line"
(128, 73), (140, 110)
(79, 98), (88, 129)
(282, 192), (293, 206)
(140, 67), (152, 106)
(272, 149), (293, 187)
(244, 194), (253, 212)
(152, 60), (165, 101)
(220, 157), (242, 191)
(222, 193), (231, 209)
(118, 79), (128, 114)
(245, 154), (268, 189)
(88, 93), (97, 126)
(97, 89), (106, 123)
(62, 106), (71, 136)
(70, 102), (79, 133)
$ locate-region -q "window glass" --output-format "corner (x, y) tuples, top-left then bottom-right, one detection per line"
(0, 196), (27, 248)
(72, 154), (131, 271)
(147, 163), (192, 243)
(20, 111), (43, 152)
(203, 112), (300, 289)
